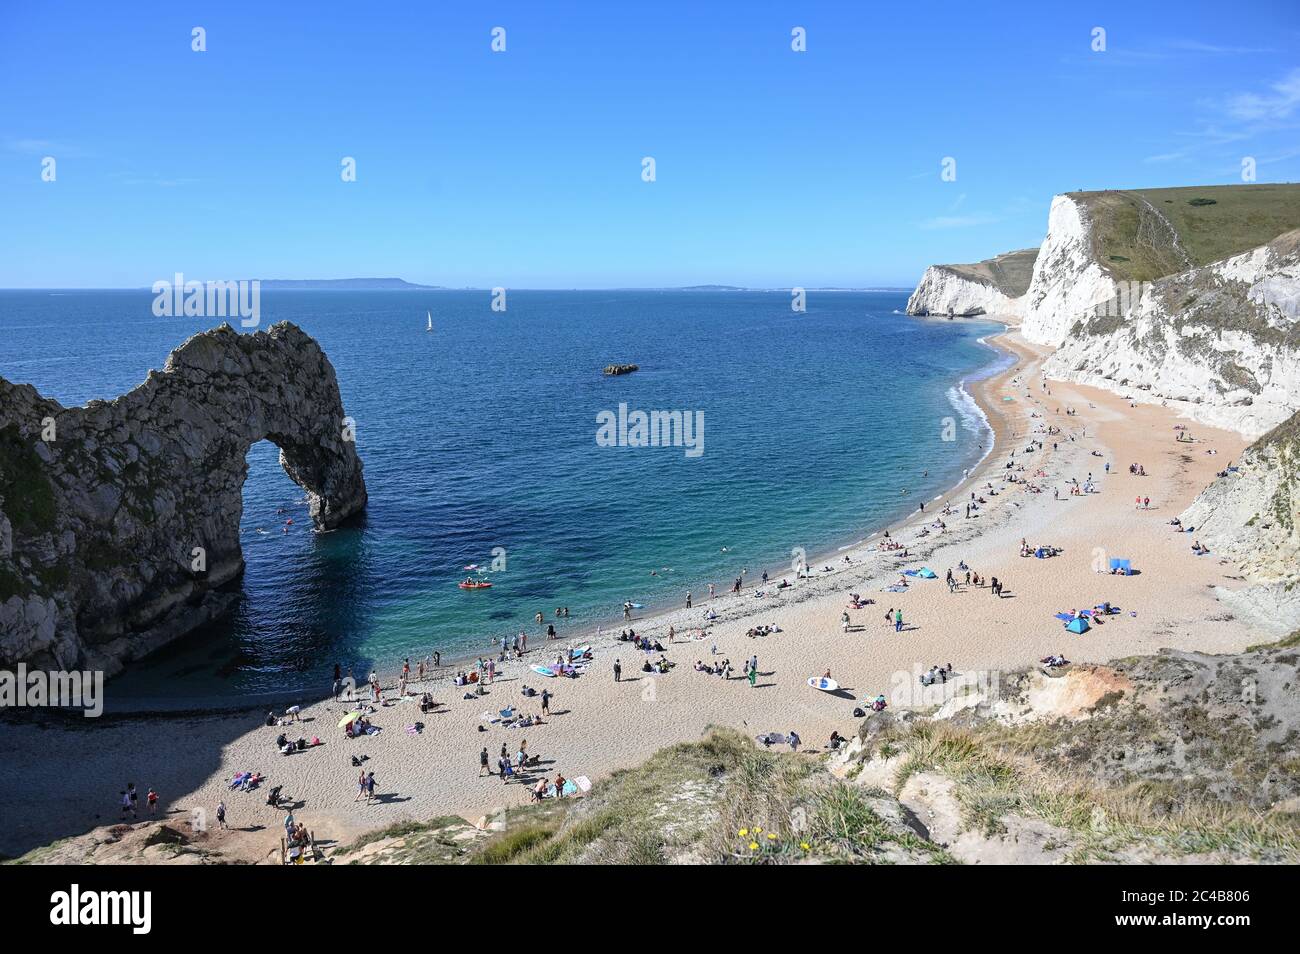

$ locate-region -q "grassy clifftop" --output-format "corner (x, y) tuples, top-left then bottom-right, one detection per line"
(937, 247), (1038, 298)
(1069, 183), (1300, 282)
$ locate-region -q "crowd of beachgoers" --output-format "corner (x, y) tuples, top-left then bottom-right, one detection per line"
(0, 331), (1261, 863)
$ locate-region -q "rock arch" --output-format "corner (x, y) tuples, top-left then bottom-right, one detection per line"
(0, 322), (367, 674)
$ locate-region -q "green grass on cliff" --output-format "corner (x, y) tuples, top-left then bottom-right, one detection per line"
(944, 248), (1039, 298)
(339, 728), (953, 865)
(1069, 184), (1300, 282)
(0, 424), (57, 536)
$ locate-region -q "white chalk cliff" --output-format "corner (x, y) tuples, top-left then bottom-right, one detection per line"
(911, 188), (1300, 439)
(906, 266), (1024, 319)
(1041, 230), (1300, 439)
(905, 248), (1037, 321)
(1021, 195), (1120, 347)
(1181, 410), (1300, 633)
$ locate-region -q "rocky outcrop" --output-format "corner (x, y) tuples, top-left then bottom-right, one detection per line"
(602, 364), (639, 376)
(1180, 409), (1300, 632)
(1041, 230), (1300, 438)
(906, 248), (1036, 320)
(0, 322), (366, 675)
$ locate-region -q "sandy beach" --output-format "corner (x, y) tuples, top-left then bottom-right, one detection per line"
(0, 328), (1259, 860)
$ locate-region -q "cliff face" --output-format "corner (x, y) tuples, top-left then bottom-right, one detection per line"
(1021, 185), (1300, 349)
(1180, 410), (1300, 631)
(0, 322), (367, 674)
(1021, 195), (1118, 346)
(906, 248), (1036, 320)
(1041, 230), (1300, 438)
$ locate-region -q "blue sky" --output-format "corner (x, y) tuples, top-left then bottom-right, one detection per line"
(1, 0), (1298, 288)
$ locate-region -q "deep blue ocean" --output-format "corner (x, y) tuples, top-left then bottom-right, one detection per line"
(0, 290), (1003, 699)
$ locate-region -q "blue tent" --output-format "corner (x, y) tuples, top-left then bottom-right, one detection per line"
(1065, 617), (1090, 634)
(918, 567), (937, 579)
(1108, 558), (1132, 575)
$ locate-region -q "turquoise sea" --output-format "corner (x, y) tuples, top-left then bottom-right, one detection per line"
(0, 290), (1005, 699)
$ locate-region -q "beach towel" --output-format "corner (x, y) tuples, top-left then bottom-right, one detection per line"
(903, 569), (920, 577)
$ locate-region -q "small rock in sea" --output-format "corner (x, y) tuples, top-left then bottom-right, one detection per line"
(603, 364), (639, 376)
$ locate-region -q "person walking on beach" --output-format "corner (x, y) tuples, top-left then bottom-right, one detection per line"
(354, 769), (367, 802)
(841, 611), (851, 633)
(885, 607), (894, 629)
(991, 576), (1002, 597)
(613, 659), (622, 683)
(216, 800), (228, 830)
(895, 609), (904, 633)
(366, 771), (376, 801)
(541, 688), (551, 715)
(708, 583), (715, 599)
(748, 664), (757, 688)
(147, 788), (158, 814)
(480, 746), (491, 776)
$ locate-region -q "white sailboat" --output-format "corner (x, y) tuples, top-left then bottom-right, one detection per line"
(426, 311), (433, 333)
